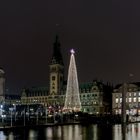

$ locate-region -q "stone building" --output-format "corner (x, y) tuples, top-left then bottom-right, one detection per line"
(79, 81), (112, 114)
(112, 83), (140, 115)
(21, 35), (112, 114)
(21, 87), (49, 106)
(21, 35), (65, 108)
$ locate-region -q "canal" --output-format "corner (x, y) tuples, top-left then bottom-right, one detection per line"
(0, 123), (140, 140)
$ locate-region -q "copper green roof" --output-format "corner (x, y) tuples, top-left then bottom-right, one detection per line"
(25, 87), (48, 92)
(79, 81), (104, 91)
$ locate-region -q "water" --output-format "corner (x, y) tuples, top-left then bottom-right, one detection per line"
(0, 123), (140, 140)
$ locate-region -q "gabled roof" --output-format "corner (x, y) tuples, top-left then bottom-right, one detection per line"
(79, 80), (104, 92)
(22, 86), (49, 97)
(113, 82), (140, 93)
(5, 94), (21, 100)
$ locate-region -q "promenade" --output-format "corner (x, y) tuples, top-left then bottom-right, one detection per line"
(0, 113), (140, 130)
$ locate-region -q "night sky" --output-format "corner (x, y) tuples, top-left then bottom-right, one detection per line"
(0, 0), (140, 94)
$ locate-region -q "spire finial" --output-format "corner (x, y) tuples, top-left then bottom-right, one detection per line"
(70, 49), (75, 54)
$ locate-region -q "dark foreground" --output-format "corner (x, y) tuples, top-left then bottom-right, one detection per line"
(0, 123), (140, 140)
(0, 113), (138, 130)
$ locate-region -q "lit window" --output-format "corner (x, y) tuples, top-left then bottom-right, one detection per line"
(133, 97), (136, 102)
(139, 92), (140, 96)
(116, 98), (119, 103)
(120, 98), (122, 103)
(129, 93), (131, 96)
(134, 92), (137, 96)
(138, 97), (140, 102)
(129, 98), (132, 102)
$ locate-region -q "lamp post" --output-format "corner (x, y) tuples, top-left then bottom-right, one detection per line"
(24, 108), (25, 126)
(9, 108), (13, 127)
(0, 105), (3, 123)
(36, 110), (38, 125)
(45, 108), (47, 124)
(122, 83), (127, 123)
(27, 105), (29, 121)
(13, 104), (17, 122)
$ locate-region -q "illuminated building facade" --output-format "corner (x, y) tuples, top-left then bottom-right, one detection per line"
(21, 87), (49, 106)
(21, 35), (112, 114)
(79, 81), (112, 114)
(112, 83), (140, 115)
(21, 35), (65, 108)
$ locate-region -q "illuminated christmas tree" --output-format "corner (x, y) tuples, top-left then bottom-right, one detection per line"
(64, 49), (81, 111)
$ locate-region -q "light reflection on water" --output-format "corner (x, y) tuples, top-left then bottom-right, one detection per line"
(0, 123), (140, 140)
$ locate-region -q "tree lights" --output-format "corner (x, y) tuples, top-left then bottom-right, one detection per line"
(64, 49), (81, 111)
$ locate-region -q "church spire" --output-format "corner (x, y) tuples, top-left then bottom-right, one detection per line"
(51, 35), (63, 65)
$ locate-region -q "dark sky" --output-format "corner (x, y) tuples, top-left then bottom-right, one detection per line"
(0, 0), (140, 94)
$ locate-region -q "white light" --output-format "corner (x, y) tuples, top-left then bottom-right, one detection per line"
(0, 105), (3, 109)
(70, 49), (75, 54)
(64, 48), (81, 111)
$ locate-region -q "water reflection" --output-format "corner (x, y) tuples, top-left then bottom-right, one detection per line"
(0, 131), (6, 140)
(0, 123), (140, 140)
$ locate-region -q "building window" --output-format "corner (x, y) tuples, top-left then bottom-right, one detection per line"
(129, 93), (131, 96)
(133, 97), (136, 102)
(134, 92), (137, 96)
(120, 98), (122, 103)
(138, 97), (140, 102)
(60, 76), (63, 81)
(129, 88), (132, 92)
(139, 92), (140, 96)
(129, 98), (132, 102)
(52, 76), (55, 81)
(116, 98), (119, 103)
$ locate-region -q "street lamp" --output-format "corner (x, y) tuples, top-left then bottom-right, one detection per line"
(9, 107), (14, 127)
(0, 105), (3, 123)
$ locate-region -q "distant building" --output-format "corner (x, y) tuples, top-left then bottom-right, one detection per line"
(21, 87), (49, 106)
(21, 35), (112, 114)
(79, 81), (112, 114)
(0, 68), (21, 105)
(5, 94), (21, 105)
(112, 83), (140, 115)
(0, 68), (5, 103)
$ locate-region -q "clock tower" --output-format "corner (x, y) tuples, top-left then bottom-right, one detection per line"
(49, 35), (64, 95)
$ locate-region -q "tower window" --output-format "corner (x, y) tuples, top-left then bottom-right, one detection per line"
(52, 76), (55, 80)
(60, 76), (63, 81)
